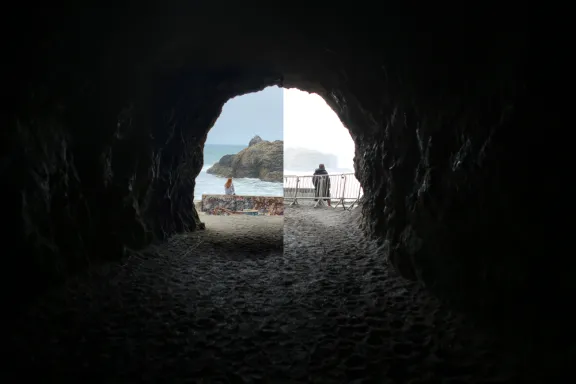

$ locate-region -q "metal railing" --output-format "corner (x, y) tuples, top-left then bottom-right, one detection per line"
(283, 173), (363, 210)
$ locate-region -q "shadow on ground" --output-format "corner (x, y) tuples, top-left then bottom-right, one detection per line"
(7, 206), (527, 383)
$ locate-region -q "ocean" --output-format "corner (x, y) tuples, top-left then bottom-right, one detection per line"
(195, 144), (283, 198)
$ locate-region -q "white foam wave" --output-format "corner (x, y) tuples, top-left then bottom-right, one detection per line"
(201, 164), (214, 172)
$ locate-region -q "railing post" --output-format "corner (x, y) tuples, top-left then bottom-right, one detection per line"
(284, 172), (363, 208)
(290, 176), (300, 206)
(347, 186), (362, 211)
(336, 174), (347, 209)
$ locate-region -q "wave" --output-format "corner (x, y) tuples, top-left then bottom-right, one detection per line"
(201, 164), (213, 172)
(198, 171), (281, 184)
(242, 178), (282, 184)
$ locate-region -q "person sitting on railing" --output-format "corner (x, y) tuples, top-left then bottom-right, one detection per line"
(224, 178), (236, 195)
(312, 164), (331, 206)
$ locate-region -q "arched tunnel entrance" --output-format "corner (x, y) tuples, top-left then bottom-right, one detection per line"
(4, 6), (573, 382)
(191, 85), (284, 263)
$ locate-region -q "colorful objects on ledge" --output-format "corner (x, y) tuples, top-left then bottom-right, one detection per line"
(201, 194), (284, 216)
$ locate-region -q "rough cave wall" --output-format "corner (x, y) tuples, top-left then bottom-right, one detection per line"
(4, 59), (278, 306)
(326, 33), (565, 333)
(4, 7), (569, 336)
(333, 33), (570, 338)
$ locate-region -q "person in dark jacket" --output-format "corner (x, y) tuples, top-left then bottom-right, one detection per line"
(312, 164), (331, 206)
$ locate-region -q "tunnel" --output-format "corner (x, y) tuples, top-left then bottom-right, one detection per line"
(4, 4), (573, 382)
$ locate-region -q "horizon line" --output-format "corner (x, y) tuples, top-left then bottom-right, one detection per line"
(205, 140), (283, 146)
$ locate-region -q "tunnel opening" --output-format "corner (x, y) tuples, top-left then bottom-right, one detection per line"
(283, 87), (363, 209)
(4, 9), (573, 379)
(197, 85), (284, 201)
(191, 85), (285, 262)
(284, 88), (356, 175)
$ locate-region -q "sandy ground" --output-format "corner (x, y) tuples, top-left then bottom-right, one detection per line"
(196, 212), (283, 260)
(7, 206), (531, 382)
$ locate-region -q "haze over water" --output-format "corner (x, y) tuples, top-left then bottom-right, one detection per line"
(283, 88), (355, 176)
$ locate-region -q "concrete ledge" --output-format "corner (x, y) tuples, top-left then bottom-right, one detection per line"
(201, 194), (284, 216)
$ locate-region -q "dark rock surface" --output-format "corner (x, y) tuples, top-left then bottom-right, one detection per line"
(206, 154), (236, 180)
(8, 207), (534, 382)
(207, 137), (283, 182)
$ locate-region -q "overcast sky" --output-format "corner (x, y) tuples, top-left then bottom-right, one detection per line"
(206, 86), (355, 169)
(206, 86), (283, 145)
(283, 88), (355, 169)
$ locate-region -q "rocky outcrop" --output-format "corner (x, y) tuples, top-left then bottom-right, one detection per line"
(205, 154), (235, 179)
(284, 147), (338, 172)
(207, 138), (283, 182)
(248, 135), (263, 147)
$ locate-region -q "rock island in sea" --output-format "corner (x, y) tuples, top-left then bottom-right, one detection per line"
(207, 135), (283, 182)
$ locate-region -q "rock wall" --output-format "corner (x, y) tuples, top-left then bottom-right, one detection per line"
(4, 6), (570, 341)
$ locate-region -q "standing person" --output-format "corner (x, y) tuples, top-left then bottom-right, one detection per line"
(312, 164), (331, 206)
(224, 178), (235, 195)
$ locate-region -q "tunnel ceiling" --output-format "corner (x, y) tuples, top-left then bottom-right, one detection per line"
(6, 6), (568, 338)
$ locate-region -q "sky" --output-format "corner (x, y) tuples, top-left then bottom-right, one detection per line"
(206, 86), (355, 169)
(283, 88), (355, 170)
(206, 86), (283, 145)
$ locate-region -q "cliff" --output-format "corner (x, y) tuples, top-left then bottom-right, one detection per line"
(207, 136), (283, 182)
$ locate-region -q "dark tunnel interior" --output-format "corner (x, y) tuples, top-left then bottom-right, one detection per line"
(3, 4), (574, 382)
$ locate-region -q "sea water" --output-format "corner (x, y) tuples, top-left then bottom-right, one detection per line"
(195, 144), (283, 198)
